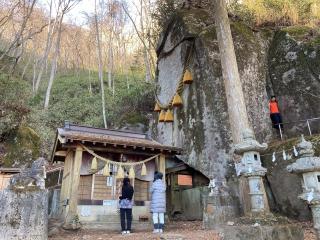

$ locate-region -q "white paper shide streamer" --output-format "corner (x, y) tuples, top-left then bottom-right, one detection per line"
(272, 152), (276, 162)
(282, 150), (287, 161)
(293, 146), (298, 157)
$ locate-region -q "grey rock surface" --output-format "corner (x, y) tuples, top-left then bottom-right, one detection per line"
(220, 225), (304, 240)
(0, 189), (48, 240)
(268, 31), (320, 137)
(0, 157), (48, 240)
(153, 9), (272, 202)
(153, 9), (320, 221)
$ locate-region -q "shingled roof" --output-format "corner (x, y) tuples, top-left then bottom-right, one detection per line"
(51, 123), (182, 162)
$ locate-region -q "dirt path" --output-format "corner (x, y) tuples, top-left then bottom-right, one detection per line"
(49, 221), (220, 240)
(49, 221), (316, 240)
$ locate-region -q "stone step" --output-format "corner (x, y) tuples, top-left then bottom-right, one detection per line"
(80, 214), (151, 223)
(81, 221), (152, 230)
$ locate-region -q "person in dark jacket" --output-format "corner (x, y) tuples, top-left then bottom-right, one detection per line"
(150, 172), (166, 233)
(119, 177), (134, 234)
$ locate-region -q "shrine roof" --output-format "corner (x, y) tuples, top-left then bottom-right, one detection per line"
(51, 122), (182, 162)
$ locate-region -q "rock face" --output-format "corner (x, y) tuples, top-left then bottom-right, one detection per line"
(220, 225), (304, 240)
(0, 158), (48, 240)
(153, 9), (272, 222)
(154, 9), (272, 179)
(0, 126), (40, 168)
(153, 8), (320, 222)
(263, 153), (311, 220)
(0, 190), (48, 240)
(268, 28), (320, 137)
(176, 0), (211, 9)
(261, 135), (320, 221)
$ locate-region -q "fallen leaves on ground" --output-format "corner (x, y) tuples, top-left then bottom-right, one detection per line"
(49, 221), (220, 240)
(49, 220), (317, 240)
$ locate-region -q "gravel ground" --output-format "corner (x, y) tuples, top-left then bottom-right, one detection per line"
(49, 220), (316, 240)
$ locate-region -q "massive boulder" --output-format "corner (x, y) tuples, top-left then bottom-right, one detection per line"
(153, 8), (320, 221)
(153, 8), (272, 195)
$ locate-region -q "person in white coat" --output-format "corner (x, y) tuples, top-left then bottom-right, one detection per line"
(150, 171), (166, 233)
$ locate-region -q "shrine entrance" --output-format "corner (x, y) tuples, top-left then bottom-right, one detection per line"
(51, 122), (181, 230)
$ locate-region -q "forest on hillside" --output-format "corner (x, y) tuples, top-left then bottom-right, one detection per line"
(0, 0), (319, 166)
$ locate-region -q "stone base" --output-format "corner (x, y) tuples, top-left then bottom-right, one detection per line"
(62, 222), (81, 230)
(219, 225), (304, 240)
(203, 193), (240, 228)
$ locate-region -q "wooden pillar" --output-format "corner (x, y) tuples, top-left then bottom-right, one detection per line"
(60, 150), (74, 217)
(91, 174), (95, 200)
(159, 154), (166, 183)
(64, 145), (83, 228)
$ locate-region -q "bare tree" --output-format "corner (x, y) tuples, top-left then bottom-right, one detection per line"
(122, 1), (155, 82)
(0, 0), (37, 61)
(35, 0), (60, 92)
(44, 0), (81, 109)
(94, 0), (107, 128)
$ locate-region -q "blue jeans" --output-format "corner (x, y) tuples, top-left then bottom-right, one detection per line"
(152, 212), (164, 230)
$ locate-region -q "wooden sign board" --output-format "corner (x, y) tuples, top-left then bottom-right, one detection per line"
(178, 174), (192, 186)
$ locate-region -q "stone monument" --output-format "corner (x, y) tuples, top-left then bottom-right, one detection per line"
(235, 129), (268, 214)
(287, 136), (320, 240)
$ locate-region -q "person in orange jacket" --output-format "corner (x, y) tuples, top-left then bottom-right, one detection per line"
(269, 96), (283, 130)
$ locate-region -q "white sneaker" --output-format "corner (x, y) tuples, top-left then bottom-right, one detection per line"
(153, 229), (159, 233)
(159, 229), (163, 233)
(126, 230), (131, 234)
(121, 231), (126, 235)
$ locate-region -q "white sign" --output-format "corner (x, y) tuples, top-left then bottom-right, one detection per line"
(103, 200), (117, 206)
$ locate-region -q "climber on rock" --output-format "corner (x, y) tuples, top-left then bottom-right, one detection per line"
(269, 96), (284, 132)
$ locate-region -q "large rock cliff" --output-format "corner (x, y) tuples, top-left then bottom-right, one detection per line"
(153, 8), (320, 220)
(153, 8), (272, 181)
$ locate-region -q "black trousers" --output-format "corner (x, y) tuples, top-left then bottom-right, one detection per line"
(120, 208), (132, 231)
(270, 113), (283, 129)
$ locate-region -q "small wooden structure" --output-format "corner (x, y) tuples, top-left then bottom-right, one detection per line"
(0, 168), (20, 190)
(166, 158), (209, 220)
(51, 123), (182, 229)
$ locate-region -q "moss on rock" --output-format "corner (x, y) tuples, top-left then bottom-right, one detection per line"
(2, 126), (40, 167)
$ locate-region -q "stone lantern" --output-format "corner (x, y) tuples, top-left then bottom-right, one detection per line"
(287, 136), (320, 240)
(235, 129), (268, 213)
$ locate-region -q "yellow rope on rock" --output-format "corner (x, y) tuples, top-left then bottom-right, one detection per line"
(81, 144), (159, 167)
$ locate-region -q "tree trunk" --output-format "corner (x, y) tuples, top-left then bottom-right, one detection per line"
(32, 58), (38, 92)
(143, 48), (151, 82)
(35, 0), (59, 92)
(21, 54), (33, 80)
(214, 0), (250, 144)
(44, 15), (63, 109)
(108, 33), (113, 90)
(88, 68), (92, 94)
(139, 0), (151, 82)
(95, 0), (107, 128)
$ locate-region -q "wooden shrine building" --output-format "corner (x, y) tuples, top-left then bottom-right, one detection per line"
(51, 122), (182, 229)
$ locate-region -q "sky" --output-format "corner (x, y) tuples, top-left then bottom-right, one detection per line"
(39, 0), (140, 26)
(65, 0), (95, 24)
